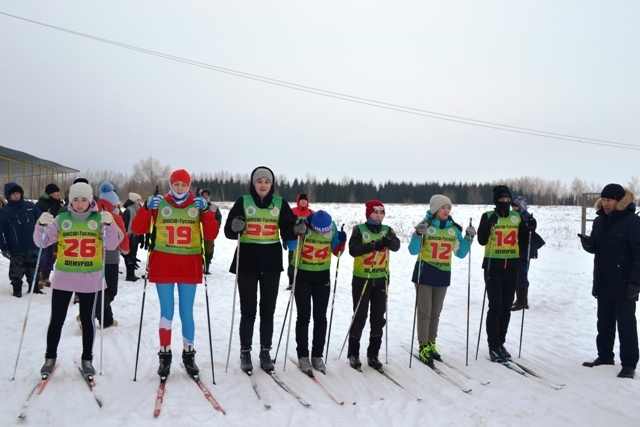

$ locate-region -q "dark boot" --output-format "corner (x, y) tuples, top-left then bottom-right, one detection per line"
(12, 283), (22, 298)
(158, 350), (172, 377)
(125, 265), (139, 282)
(617, 366), (635, 379)
(259, 347), (274, 372)
(583, 357), (614, 367)
(182, 349), (199, 376)
(511, 289), (529, 311)
(367, 355), (383, 370)
(240, 348), (253, 373)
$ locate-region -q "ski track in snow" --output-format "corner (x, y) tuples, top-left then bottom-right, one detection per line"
(1, 203), (638, 426)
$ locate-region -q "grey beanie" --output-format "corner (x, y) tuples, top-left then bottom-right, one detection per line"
(252, 167), (274, 184)
(429, 194), (452, 215)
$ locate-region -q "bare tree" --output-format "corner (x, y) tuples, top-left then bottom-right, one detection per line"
(130, 156), (171, 196)
(627, 176), (640, 203)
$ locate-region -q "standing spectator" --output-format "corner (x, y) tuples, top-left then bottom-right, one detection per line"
(0, 182), (42, 297)
(477, 185), (533, 363)
(346, 200), (401, 371)
(122, 192), (143, 281)
(510, 196), (545, 311)
(199, 189), (222, 275)
(580, 183), (640, 379)
(285, 194), (314, 290)
(224, 166), (299, 373)
(94, 182), (128, 328)
(35, 183), (65, 288)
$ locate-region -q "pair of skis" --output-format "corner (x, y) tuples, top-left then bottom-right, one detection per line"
(153, 369), (226, 417)
(491, 358), (565, 390)
(245, 365), (312, 408)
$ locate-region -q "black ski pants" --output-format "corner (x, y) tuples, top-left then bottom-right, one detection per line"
(485, 268), (518, 349)
(46, 289), (97, 361)
(95, 264), (119, 327)
(294, 271), (331, 358)
(597, 298), (639, 369)
(348, 276), (387, 359)
(9, 251), (38, 292)
(238, 271), (280, 350)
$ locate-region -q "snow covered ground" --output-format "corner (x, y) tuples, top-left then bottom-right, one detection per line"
(2, 203), (638, 426)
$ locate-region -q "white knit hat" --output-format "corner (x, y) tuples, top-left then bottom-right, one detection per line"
(129, 192), (141, 202)
(69, 182), (94, 201)
(429, 194), (452, 215)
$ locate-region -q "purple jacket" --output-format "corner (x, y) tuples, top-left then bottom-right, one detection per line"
(33, 201), (118, 293)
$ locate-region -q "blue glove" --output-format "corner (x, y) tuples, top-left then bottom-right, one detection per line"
(338, 231), (347, 243)
(194, 196), (208, 210)
(147, 195), (163, 210)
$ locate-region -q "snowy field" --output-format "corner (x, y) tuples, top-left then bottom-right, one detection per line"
(1, 203), (638, 426)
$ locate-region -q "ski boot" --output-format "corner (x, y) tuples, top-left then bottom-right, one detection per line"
(259, 347), (274, 372)
(40, 358), (56, 378)
(182, 349), (199, 376)
(311, 356), (326, 374)
(428, 341), (442, 362)
(618, 367), (635, 379)
(500, 345), (512, 362)
(489, 347), (505, 363)
(367, 355), (383, 371)
(419, 344), (434, 367)
(80, 359), (95, 378)
(582, 357), (614, 367)
(348, 355), (362, 371)
(298, 356), (313, 375)
(158, 350), (172, 377)
(240, 348), (253, 374)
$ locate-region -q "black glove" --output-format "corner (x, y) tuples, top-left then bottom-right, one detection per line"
(382, 234), (393, 248)
(1, 249), (10, 259)
(628, 284), (640, 299)
(578, 233), (593, 249)
(487, 214), (499, 226)
(144, 234), (151, 250)
(371, 239), (386, 251)
(282, 240), (288, 250)
(527, 216), (537, 231)
(139, 238), (145, 249)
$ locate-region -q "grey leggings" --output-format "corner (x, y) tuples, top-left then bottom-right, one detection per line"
(416, 284), (447, 345)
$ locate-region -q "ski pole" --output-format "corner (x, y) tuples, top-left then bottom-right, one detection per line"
(410, 221), (428, 367)
(384, 274), (389, 364)
(11, 228), (47, 381)
(282, 234), (304, 371)
(339, 273), (371, 359)
(133, 204), (157, 381)
(224, 237), (241, 372)
(518, 228), (533, 358)
(274, 233), (303, 364)
(466, 218), (472, 366)
(325, 224), (345, 362)
(99, 218), (107, 376)
(475, 224), (494, 361)
(200, 223), (216, 384)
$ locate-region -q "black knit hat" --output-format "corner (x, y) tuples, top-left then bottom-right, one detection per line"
(601, 183), (625, 201)
(45, 183), (60, 195)
(493, 185), (512, 204)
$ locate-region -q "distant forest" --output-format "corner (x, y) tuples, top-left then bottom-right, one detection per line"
(78, 157), (640, 206)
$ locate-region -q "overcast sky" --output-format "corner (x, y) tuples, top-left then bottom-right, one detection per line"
(1, 1), (639, 188)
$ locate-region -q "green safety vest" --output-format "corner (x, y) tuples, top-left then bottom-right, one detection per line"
(154, 198), (202, 255)
(56, 211), (103, 273)
(353, 224), (390, 279)
(484, 211), (521, 259)
(239, 195), (282, 244)
(291, 224), (335, 272)
(418, 224), (458, 272)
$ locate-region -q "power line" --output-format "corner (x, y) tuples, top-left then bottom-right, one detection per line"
(2, 11), (638, 151)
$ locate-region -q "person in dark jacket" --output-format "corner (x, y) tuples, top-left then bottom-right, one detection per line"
(35, 183), (65, 288)
(346, 200), (401, 371)
(510, 196), (545, 310)
(0, 182), (42, 297)
(122, 192), (142, 281)
(224, 166), (300, 373)
(199, 189), (222, 275)
(477, 185), (534, 363)
(580, 184), (640, 379)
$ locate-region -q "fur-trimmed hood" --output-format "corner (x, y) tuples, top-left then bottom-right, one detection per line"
(594, 188), (635, 212)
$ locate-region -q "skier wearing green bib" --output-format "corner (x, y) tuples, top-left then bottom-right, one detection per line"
(224, 166), (301, 373)
(477, 185), (535, 363)
(347, 200), (400, 371)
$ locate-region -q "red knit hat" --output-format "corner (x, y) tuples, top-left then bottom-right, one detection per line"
(170, 169), (191, 187)
(365, 200), (385, 218)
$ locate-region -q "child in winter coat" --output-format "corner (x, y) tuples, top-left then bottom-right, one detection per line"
(408, 195), (475, 365)
(347, 200), (400, 371)
(286, 210), (346, 374)
(132, 169), (218, 378)
(224, 166), (300, 373)
(477, 186), (534, 363)
(35, 182), (120, 378)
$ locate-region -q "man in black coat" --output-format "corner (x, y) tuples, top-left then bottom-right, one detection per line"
(580, 183), (640, 379)
(34, 183), (64, 288)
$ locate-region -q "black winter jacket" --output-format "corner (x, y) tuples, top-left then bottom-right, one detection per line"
(582, 189), (640, 301)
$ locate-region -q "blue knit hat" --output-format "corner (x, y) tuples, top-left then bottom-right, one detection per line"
(98, 181), (119, 208)
(310, 210), (332, 234)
